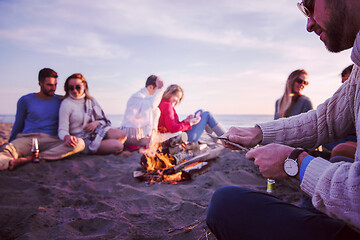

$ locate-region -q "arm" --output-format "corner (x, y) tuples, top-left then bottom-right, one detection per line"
(259, 78), (356, 149)
(161, 102), (191, 133)
(58, 101), (71, 141)
(301, 157), (360, 230)
(9, 96), (27, 142)
(58, 100), (78, 147)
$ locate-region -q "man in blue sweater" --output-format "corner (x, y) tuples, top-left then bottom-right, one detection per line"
(0, 68), (84, 170)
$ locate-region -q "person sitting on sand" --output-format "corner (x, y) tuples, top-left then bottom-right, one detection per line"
(120, 75), (164, 150)
(274, 69), (312, 120)
(206, 1), (360, 238)
(158, 84), (226, 142)
(0, 68), (85, 170)
(58, 73), (127, 154)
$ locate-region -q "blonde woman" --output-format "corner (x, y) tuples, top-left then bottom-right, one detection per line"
(58, 73), (127, 154)
(274, 69), (313, 120)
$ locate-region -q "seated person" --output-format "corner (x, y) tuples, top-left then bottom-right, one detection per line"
(58, 73), (126, 154)
(274, 69), (312, 120)
(120, 75), (164, 149)
(158, 84), (225, 143)
(0, 68), (85, 170)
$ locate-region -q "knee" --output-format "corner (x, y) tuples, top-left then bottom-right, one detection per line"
(207, 186), (248, 220)
(113, 141), (124, 152)
(331, 142), (356, 159)
(200, 110), (210, 118)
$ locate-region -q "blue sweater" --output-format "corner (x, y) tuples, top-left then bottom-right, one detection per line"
(9, 93), (62, 141)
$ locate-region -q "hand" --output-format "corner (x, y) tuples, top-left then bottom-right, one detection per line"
(84, 121), (100, 133)
(64, 135), (78, 148)
(245, 143), (294, 180)
(222, 126), (263, 149)
(189, 116), (201, 126)
(156, 77), (164, 89)
(184, 114), (194, 123)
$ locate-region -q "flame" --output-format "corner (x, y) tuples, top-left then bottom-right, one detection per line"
(162, 172), (183, 184)
(138, 131), (202, 184)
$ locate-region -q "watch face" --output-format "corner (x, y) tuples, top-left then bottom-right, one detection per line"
(284, 159), (298, 177)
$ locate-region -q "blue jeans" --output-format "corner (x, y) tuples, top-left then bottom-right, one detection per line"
(206, 186), (359, 240)
(186, 110), (219, 142)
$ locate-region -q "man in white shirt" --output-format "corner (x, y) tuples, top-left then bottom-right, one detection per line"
(121, 75), (164, 148)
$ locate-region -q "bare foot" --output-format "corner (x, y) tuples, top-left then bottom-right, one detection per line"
(8, 156), (33, 171)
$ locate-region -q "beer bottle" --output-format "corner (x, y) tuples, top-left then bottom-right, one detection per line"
(31, 138), (40, 163)
(266, 178), (276, 194)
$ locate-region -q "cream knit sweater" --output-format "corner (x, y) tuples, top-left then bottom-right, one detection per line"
(258, 33), (360, 231)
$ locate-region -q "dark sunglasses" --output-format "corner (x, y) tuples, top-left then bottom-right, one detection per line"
(295, 78), (309, 85)
(69, 84), (83, 91)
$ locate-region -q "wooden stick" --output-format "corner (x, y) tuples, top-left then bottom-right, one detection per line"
(172, 147), (226, 172)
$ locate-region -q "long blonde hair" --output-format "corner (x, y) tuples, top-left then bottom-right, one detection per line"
(162, 84), (184, 106)
(277, 69), (308, 118)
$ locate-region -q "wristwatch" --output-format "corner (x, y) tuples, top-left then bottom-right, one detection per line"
(284, 148), (306, 177)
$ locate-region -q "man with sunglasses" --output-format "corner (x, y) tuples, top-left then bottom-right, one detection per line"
(0, 68), (84, 170)
(207, 0), (360, 239)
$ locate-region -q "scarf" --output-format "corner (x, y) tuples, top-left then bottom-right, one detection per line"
(78, 98), (111, 153)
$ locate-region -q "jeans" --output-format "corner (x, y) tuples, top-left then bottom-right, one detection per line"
(186, 110), (219, 142)
(206, 186), (360, 240)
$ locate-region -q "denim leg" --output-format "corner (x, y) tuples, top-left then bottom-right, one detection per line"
(206, 186), (358, 240)
(186, 110), (209, 142)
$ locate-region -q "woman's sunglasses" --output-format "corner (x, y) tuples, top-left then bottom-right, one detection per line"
(295, 78), (309, 85)
(69, 84), (83, 91)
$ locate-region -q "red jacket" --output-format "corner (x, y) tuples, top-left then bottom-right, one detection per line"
(158, 99), (192, 133)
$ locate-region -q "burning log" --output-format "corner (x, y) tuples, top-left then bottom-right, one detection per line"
(164, 147), (226, 174)
(133, 147), (228, 183)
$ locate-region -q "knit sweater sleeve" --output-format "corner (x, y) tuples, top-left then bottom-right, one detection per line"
(258, 75), (356, 149)
(9, 95), (27, 141)
(300, 157), (360, 230)
(58, 99), (72, 140)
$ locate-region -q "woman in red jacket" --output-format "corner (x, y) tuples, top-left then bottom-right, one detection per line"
(158, 84), (225, 142)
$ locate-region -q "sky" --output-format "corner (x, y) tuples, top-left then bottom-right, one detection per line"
(0, 0), (353, 116)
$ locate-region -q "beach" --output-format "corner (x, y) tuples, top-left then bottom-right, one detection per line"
(0, 123), (302, 240)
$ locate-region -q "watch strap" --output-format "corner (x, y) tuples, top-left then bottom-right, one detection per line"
(289, 148), (306, 162)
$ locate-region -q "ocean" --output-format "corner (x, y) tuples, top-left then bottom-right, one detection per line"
(0, 114), (273, 130)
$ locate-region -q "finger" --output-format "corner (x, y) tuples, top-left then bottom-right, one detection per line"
(245, 148), (257, 160)
(221, 141), (238, 150)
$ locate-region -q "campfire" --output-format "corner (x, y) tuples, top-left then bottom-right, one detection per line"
(133, 132), (226, 184)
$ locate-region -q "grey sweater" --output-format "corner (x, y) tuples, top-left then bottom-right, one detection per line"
(274, 95), (313, 120)
(258, 32), (360, 232)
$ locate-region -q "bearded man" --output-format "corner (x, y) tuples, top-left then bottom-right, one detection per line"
(206, 0), (360, 239)
(0, 68), (84, 170)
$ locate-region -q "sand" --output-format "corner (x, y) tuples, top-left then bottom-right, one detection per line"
(0, 123), (302, 240)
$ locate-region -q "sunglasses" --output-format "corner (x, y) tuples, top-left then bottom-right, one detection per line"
(295, 78), (309, 85)
(69, 84), (83, 91)
(297, 1), (313, 18)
